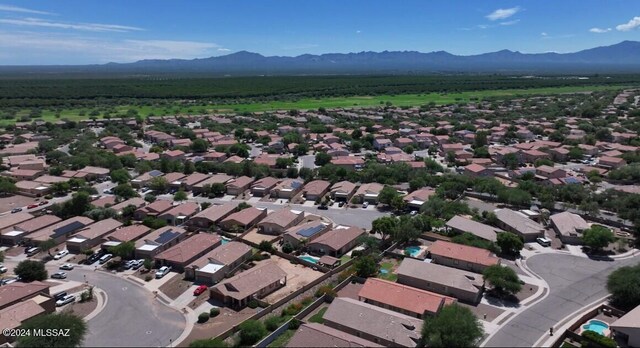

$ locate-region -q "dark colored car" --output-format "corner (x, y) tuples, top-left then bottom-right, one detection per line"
(53, 291), (68, 301)
(317, 205), (328, 210)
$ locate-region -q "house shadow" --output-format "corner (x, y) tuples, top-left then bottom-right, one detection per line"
(484, 292), (521, 309)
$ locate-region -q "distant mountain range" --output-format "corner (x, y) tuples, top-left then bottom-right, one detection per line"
(4, 41), (640, 76)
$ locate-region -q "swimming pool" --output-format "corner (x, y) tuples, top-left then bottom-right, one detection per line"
(221, 237), (231, 245)
(582, 320), (609, 336)
(379, 269), (389, 274)
(405, 246), (422, 257)
(299, 255), (319, 264)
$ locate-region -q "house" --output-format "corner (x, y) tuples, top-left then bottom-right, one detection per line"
(192, 174), (233, 195)
(179, 173), (210, 191)
(110, 197), (146, 214)
(323, 297), (423, 347)
(154, 233), (222, 272)
(429, 240), (500, 273)
(445, 215), (503, 242)
(271, 178), (304, 199)
(373, 138), (392, 150)
(258, 209), (305, 235)
(397, 258), (484, 303)
(161, 149), (185, 161)
(521, 149), (550, 163)
(102, 224), (152, 246)
(286, 323), (381, 348)
(162, 172), (187, 186)
(464, 163), (491, 177)
(302, 180), (331, 201)
(330, 181), (358, 202)
(354, 183), (384, 203)
(598, 156), (627, 169)
(0, 282), (54, 344)
(2, 169), (43, 181)
(330, 156), (365, 170)
(536, 165), (566, 179)
(358, 278), (455, 318)
(250, 177), (280, 197)
(307, 226), (365, 257)
(15, 181), (50, 197)
(210, 261), (287, 308)
(131, 170), (164, 188)
(610, 304), (640, 347)
(77, 166), (110, 181)
(185, 241), (253, 284)
(158, 202), (200, 226)
(66, 218), (123, 254)
(550, 212), (590, 245)
(494, 208), (545, 242)
(0, 212), (35, 233)
(282, 220), (333, 248)
(1, 215), (61, 246)
(226, 176), (254, 196)
(188, 203), (237, 230)
(403, 188), (436, 209)
(134, 200), (174, 220)
(135, 226), (188, 259)
(26, 216), (94, 245)
(219, 207), (268, 231)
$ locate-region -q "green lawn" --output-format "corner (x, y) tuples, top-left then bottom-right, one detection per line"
(308, 307), (328, 324)
(378, 261), (399, 281)
(2, 84), (628, 126)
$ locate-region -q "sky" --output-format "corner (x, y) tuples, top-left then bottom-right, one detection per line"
(0, 0), (639, 65)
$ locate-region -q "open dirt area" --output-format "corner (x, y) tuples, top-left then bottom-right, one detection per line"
(158, 273), (192, 300)
(60, 297), (98, 318)
(180, 306), (256, 345)
(0, 195), (37, 214)
(335, 282), (363, 300)
(242, 228), (279, 245)
(261, 256), (324, 303)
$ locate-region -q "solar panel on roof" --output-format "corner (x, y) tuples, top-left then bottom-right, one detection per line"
(155, 230), (179, 244)
(297, 225), (324, 238)
(291, 181), (303, 189)
(563, 177), (580, 184)
(52, 221), (87, 238)
(149, 170), (163, 177)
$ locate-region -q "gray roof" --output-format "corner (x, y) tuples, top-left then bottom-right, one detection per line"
(287, 323), (382, 348)
(611, 304), (640, 330)
(323, 297), (422, 347)
(494, 208), (545, 236)
(550, 212), (589, 237)
(446, 215), (502, 242)
(396, 258), (483, 294)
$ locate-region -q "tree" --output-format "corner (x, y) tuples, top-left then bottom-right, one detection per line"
(421, 303), (484, 347)
(17, 312), (87, 347)
(276, 157), (293, 169)
(50, 181), (71, 195)
(354, 255), (379, 278)
(113, 184), (138, 199)
(501, 153), (519, 170)
(582, 225), (615, 251)
(238, 202), (252, 210)
(607, 264), (640, 310)
(110, 168), (131, 184)
(371, 216), (398, 241)
(390, 195), (407, 212)
(14, 260), (47, 281)
(497, 188), (531, 207)
(39, 238), (57, 256)
(142, 217), (167, 229)
(0, 178), (17, 196)
(148, 177), (169, 193)
(108, 241), (135, 259)
(191, 138), (208, 153)
(378, 186), (399, 205)
(238, 320), (267, 346)
(314, 152), (332, 166)
(174, 189), (188, 201)
(496, 233), (524, 257)
(482, 265), (522, 297)
(568, 147), (584, 161)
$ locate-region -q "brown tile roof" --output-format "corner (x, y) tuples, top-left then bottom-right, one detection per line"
(192, 203), (238, 223)
(221, 207), (266, 226)
(226, 176), (254, 189)
(155, 233), (221, 264)
(28, 216), (94, 242)
(110, 197), (146, 212)
(2, 215), (61, 234)
(0, 299), (46, 331)
(105, 224), (152, 242)
(182, 173), (210, 186)
(188, 241), (252, 269)
(92, 195), (117, 208)
(308, 226), (364, 252)
(303, 180), (331, 196)
(286, 323), (382, 348)
(430, 240), (499, 267)
(330, 181), (357, 195)
(446, 215), (502, 242)
(137, 200), (173, 215)
(159, 202), (200, 218)
(0, 212), (35, 231)
(258, 209), (303, 229)
(0, 281), (50, 308)
(251, 177), (280, 190)
(212, 261), (287, 301)
(397, 258), (483, 294)
(359, 278), (455, 316)
(71, 218), (122, 240)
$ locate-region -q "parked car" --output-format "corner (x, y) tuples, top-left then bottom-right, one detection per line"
(103, 188), (113, 194)
(53, 291), (67, 301)
(11, 208), (22, 213)
(53, 250), (69, 260)
(536, 237), (552, 247)
(409, 210), (418, 216)
(25, 247), (40, 256)
(51, 272), (67, 279)
(98, 254), (113, 264)
(59, 264), (74, 271)
(362, 202), (369, 208)
(155, 266), (171, 279)
(56, 295), (75, 307)
(86, 252), (102, 265)
(39, 200), (49, 206)
(0, 264), (7, 274)
(1, 277), (19, 285)
(27, 204), (39, 209)
(317, 205), (328, 210)
(131, 259), (145, 270)
(338, 201), (345, 207)
(193, 285), (208, 296)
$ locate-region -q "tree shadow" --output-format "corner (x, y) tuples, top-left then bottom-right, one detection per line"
(484, 290), (521, 308)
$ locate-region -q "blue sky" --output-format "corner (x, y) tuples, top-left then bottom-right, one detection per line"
(0, 0), (639, 64)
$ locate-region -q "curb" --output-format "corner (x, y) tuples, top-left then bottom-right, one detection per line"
(84, 288), (108, 321)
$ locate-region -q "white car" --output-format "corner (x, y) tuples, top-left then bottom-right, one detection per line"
(53, 250), (69, 260)
(0, 264), (7, 274)
(59, 264), (74, 271)
(56, 294), (75, 307)
(155, 266), (171, 279)
(536, 237), (552, 247)
(362, 202), (369, 209)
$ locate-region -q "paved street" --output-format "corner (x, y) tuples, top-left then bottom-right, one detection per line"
(484, 253), (640, 347)
(54, 265), (186, 347)
(298, 155), (316, 169)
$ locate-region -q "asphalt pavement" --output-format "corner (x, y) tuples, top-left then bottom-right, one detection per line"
(484, 253), (640, 347)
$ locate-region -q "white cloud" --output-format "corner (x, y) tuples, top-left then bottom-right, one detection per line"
(356, 30), (362, 34)
(500, 19), (520, 26)
(486, 7), (520, 21)
(0, 17), (143, 32)
(217, 48), (231, 52)
(0, 4), (53, 15)
(589, 27), (612, 33)
(0, 31), (223, 63)
(541, 32), (548, 36)
(616, 16), (640, 31)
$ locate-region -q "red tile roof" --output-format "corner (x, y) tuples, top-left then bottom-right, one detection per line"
(358, 278), (455, 316)
(430, 240), (499, 267)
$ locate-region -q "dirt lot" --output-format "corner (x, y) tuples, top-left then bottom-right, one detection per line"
(158, 273), (191, 300)
(336, 281), (363, 300)
(60, 297), (98, 318)
(181, 307), (256, 345)
(242, 228), (279, 245)
(262, 256), (323, 303)
(0, 195), (37, 214)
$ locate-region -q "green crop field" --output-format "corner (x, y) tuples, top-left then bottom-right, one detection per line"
(1, 84), (629, 126)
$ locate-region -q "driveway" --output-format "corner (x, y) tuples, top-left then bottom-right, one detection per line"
(56, 266), (186, 347)
(484, 253), (639, 347)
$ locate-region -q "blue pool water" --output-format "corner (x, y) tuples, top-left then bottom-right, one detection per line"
(582, 320), (609, 336)
(299, 255), (319, 264)
(221, 237), (231, 245)
(379, 269), (389, 274)
(405, 246), (422, 257)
